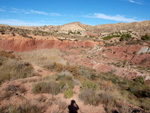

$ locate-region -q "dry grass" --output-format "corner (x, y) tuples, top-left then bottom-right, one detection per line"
(32, 80), (66, 95)
(79, 89), (100, 105)
(0, 100), (46, 113)
(0, 56), (33, 84)
(0, 50), (16, 59)
(0, 84), (27, 101)
(17, 48), (66, 66)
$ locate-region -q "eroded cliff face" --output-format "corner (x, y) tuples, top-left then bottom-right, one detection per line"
(0, 34), (150, 69)
(0, 35), (101, 52)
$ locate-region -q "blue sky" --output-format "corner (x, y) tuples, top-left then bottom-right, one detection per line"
(0, 0), (149, 26)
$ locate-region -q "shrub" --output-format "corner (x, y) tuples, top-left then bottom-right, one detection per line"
(79, 89), (100, 105)
(9, 101), (45, 113)
(99, 93), (115, 106)
(81, 80), (98, 90)
(67, 80), (74, 89)
(37, 95), (47, 102)
(0, 57), (33, 84)
(127, 77), (150, 98)
(141, 34), (150, 40)
(32, 80), (66, 95)
(134, 77), (146, 85)
(119, 33), (131, 41)
(52, 62), (79, 76)
(103, 35), (120, 40)
(0, 84), (27, 101)
(64, 89), (73, 98)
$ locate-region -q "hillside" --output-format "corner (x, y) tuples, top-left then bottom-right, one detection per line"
(0, 21), (150, 113)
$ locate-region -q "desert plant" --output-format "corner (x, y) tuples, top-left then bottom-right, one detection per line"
(79, 89), (100, 105)
(141, 34), (150, 41)
(8, 101), (45, 113)
(103, 35), (120, 40)
(64, 89), (73, 98)
(32, 80), (66, 95)
(119, 33), (131, 41)
(17, 49), (66, 66)
(0, 57), (33, 84)
(81, 80), (98, 90)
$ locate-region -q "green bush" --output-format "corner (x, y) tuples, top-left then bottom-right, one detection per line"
(103, 35), (120, 40)
(81, 80), (98, 90)
(119, 34), (131, 41)
(141, 34), (150, 40)
(134, 77), (146, 85)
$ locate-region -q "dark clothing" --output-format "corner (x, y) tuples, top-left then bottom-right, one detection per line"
(68, 104), (79, 113)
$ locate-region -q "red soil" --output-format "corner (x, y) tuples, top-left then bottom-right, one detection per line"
(0, 34), (102, 52)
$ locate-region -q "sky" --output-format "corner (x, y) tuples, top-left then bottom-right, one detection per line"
(0, 0), (150, 26)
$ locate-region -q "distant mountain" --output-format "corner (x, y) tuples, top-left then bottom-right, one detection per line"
(0, 20), (150, 39)
(96, 21), (150, 34)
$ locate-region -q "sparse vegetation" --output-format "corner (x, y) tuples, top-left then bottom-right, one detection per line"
(103, 35), (120, 40)
(17, 49), (66, 66)
(0, 55), (33, 84)
(64, 89), (73, 98)
(79, 89), (100, 105)
(0, 101), (45, 113)
(141, 34), (150, 41)
(32, 80), (65, 95)
(1, 22), (150, 113)
(46, 62), (79, 77)
(119, 33), (132, 41)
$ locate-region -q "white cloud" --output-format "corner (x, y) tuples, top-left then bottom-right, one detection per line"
(49, 13), (61, 16)
(30, 10), (48, 15)
(83, 13), (138, 22)
(9, 8), (61, 16)
(0, 19), (46, 26)
(128, 0), (143, 4)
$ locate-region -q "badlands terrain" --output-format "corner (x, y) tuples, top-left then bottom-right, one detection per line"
(0, 21), (150, 113)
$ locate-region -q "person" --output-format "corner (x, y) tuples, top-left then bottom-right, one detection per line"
(68, 100), (79, 113)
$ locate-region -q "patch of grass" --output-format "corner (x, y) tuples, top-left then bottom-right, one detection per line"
(81, 80), (98, 90)
(98, 72), (150, 111)
(37, 95), (47, 102)
(67, 80), (74, 89)
(0, 57), (33, 84)
(79, 89), (100, 105)
(8, 101), (45, 113)
(17, 49), (66, 66)
(139, 98), (150, 110)
(47, 62), (79, 77)
(103, 35), (120, 40)
(32, 80), (66, 95)
(0, 84), (27, 101)
(64, 89), (73, 98)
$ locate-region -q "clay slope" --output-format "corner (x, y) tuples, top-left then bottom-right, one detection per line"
(0, 34), (99, 52)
